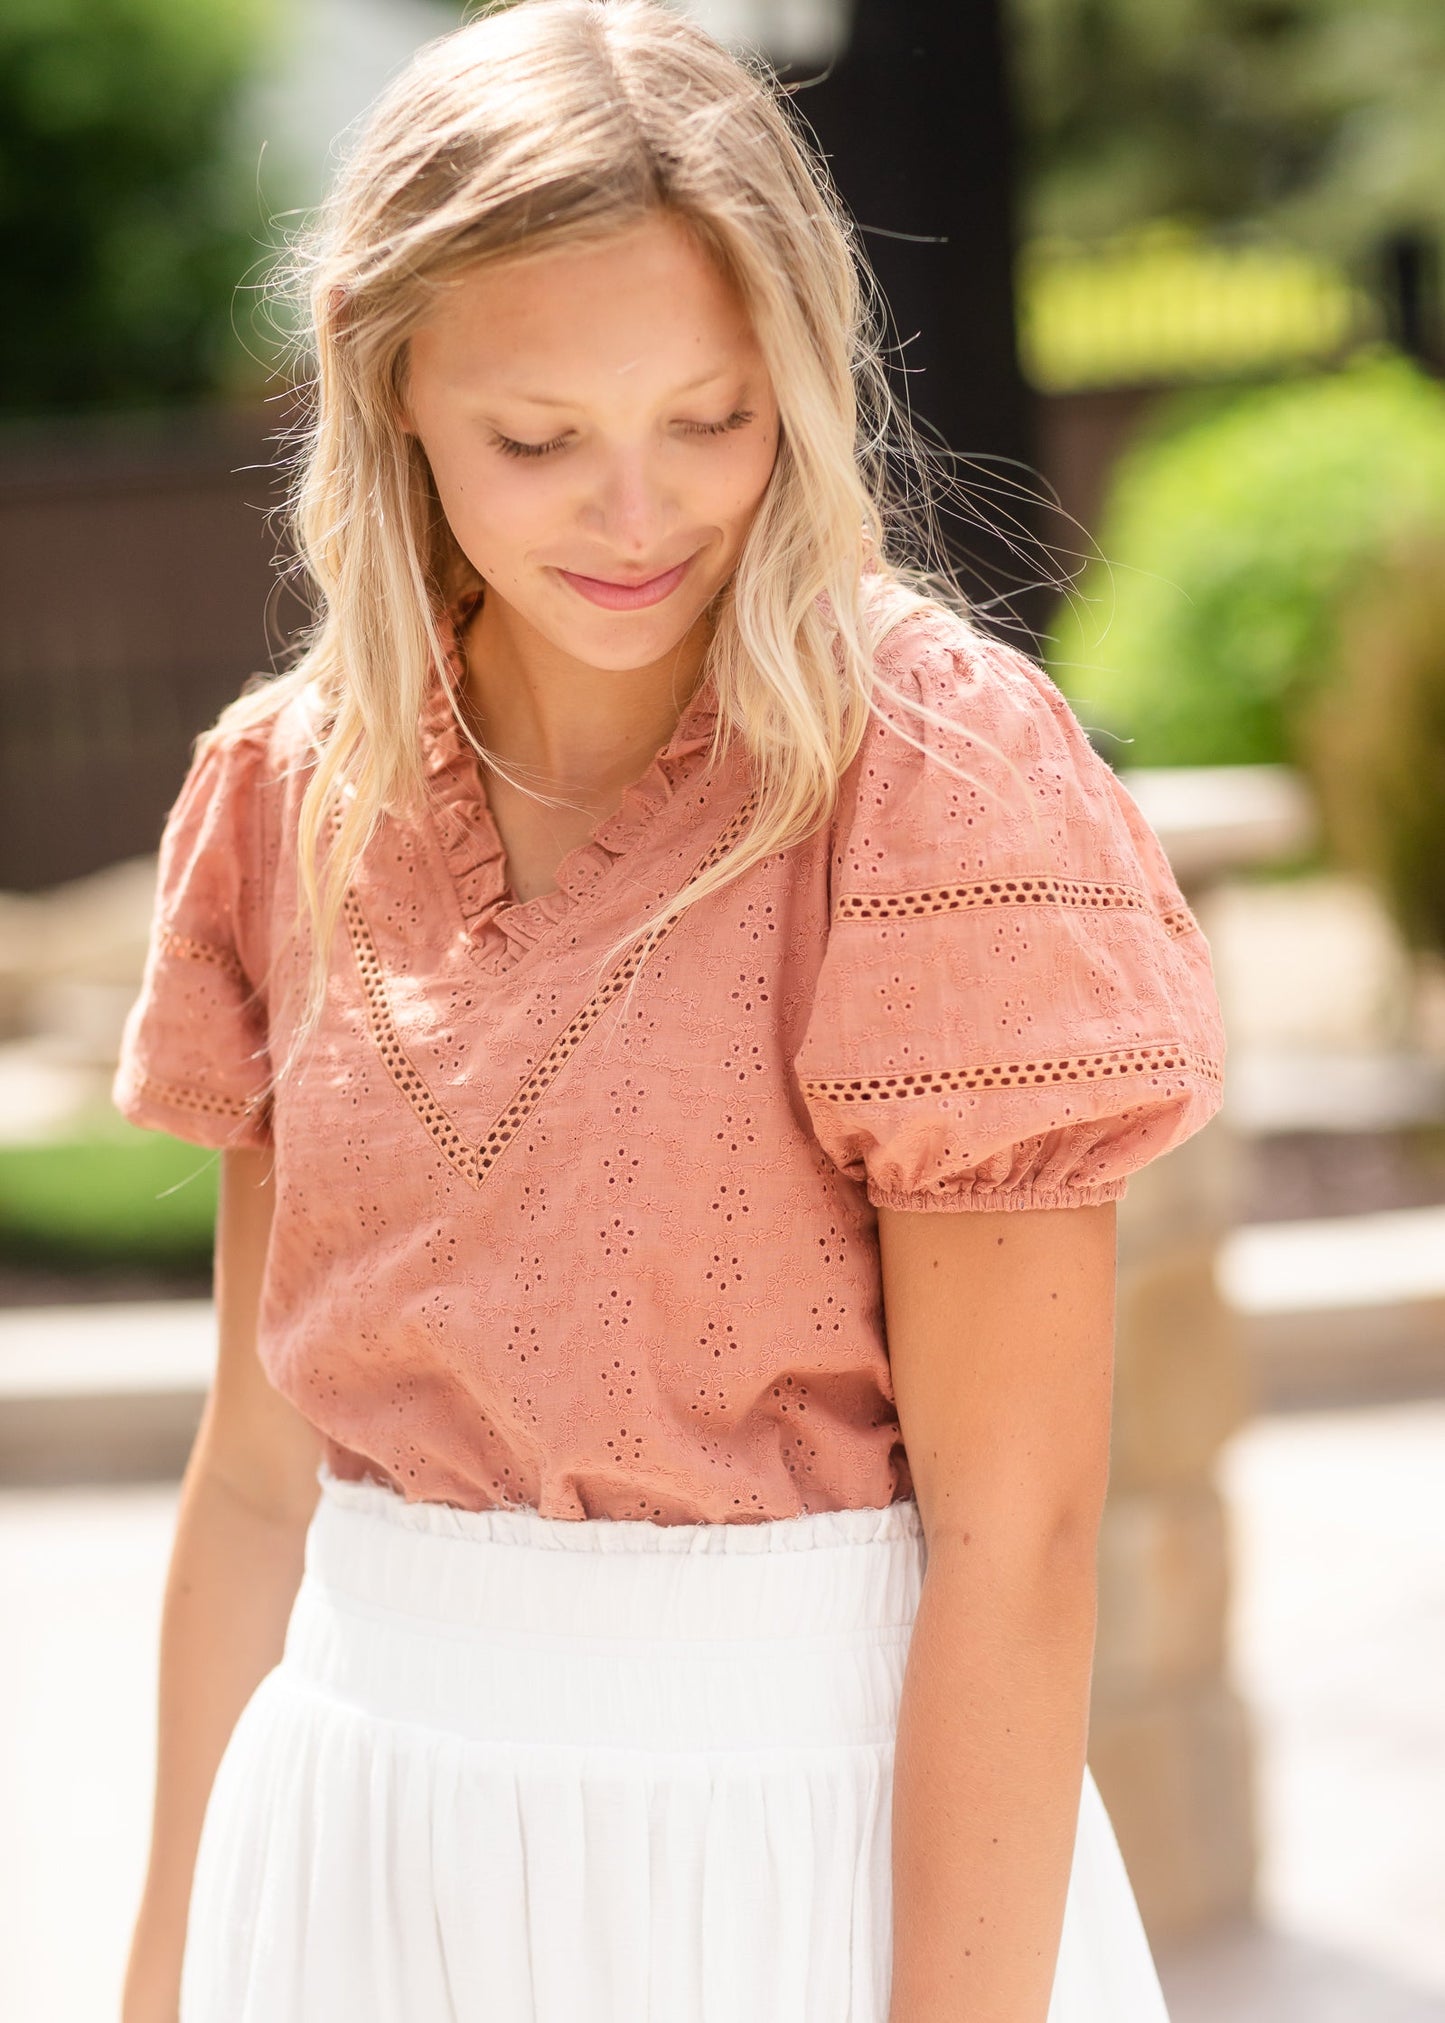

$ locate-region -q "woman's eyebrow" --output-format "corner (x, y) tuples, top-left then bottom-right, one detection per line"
(493, 363), (738, 409)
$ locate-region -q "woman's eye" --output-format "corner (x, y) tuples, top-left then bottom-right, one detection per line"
(488, 407), (755, 461)
(681, 406), (756, 439)
(490, 429), (569, 460)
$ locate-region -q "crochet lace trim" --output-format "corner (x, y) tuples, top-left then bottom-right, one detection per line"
(833, 876), (1198, 937)
(798, 1043), (1223, 1106)
(127, 1067), (267, 1123)
(157, 922), (251, 984)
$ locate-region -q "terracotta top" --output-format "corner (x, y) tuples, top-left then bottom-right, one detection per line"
(113, 582), (1225, 1522)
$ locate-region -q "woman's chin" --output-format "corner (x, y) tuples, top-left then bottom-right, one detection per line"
(539, 588), (714, 667)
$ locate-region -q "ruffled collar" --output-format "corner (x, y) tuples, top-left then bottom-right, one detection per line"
(418, 588), (722, 962)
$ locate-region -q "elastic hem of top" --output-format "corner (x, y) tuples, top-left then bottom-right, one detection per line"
(315, 1461), (923, 1553)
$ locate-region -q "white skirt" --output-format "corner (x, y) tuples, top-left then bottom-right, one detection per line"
(180, 1465), (1172, 2023)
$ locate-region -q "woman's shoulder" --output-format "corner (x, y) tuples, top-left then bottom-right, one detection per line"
(839, 590), (1150, 898)
(864, 591), (1090, 774)
(174, 672), (328, 830)
(795, 589), (1226, 1209)
(203, 669), (326, 772)
(144, 676), (327, 941)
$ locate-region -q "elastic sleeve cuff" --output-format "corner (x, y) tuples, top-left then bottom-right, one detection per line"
(866, 1176), (1129, 1213)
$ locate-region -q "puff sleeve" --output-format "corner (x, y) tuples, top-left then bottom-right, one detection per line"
(112, 723), (277, 1150)
(793, 612), (1226, 1211)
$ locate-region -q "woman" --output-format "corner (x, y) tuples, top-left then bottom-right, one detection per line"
(114, 3), (1224, 2019)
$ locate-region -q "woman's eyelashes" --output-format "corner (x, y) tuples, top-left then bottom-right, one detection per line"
(489, 407), (757, 460)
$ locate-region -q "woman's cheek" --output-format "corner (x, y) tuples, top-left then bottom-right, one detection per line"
(727, 430), (780, 515)
(453, 474), (548, 570)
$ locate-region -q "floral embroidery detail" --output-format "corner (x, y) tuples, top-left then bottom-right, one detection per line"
(343, 793), (759, 1188)
(158, 921), (251, 982)
(834, 875), (1199, 936)
(799, 1043), (1223, 1106)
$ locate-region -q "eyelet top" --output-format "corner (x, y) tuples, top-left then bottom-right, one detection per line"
(111, 580), (1225, 1524)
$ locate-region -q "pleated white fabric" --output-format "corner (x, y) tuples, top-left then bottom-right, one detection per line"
(179, 1465), (1172, 2023)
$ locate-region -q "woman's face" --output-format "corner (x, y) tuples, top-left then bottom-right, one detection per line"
(399, 211), (782, 672)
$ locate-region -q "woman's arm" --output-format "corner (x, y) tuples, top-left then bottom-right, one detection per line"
(877, 1199), (1118, 2023)
(121, 1146), (324, 2023)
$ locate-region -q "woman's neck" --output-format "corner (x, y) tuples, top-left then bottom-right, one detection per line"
(457, 590), (712, 809)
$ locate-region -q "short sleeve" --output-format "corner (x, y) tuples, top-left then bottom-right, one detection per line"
(112, 724), (276, 1150)
(793, 611), (1227, 1212)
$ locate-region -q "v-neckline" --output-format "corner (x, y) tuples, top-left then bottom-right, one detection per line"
(418, 589), (723, 967)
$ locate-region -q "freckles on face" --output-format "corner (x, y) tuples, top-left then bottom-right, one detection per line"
(400, 212), (782, 663)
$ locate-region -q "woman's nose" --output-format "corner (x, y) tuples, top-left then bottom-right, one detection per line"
(583, 450), (675, 554)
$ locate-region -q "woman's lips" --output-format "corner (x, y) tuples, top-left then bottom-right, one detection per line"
(554, 552), (696, 610)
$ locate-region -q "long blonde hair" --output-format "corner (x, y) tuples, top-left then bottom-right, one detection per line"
(215, 0), (986, 1070)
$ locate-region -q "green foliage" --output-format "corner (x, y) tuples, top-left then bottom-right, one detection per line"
(1045, 354), (1445, 767)
(1006, 0), (1445, 275)
(0, 1119), (218, 1269)
(0, 0), (276, 414)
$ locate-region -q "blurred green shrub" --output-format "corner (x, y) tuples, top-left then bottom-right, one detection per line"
(1304, 536), (1445, 959)
(0, 1120), (218, 1270)
(1047, 354), (1445, 767)
(0, 0), (275, 414)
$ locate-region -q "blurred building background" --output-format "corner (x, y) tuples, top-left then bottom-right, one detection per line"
(1, 2), (1444, 2019)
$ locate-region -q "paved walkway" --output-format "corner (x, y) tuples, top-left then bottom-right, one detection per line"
(2, 1397), (1443, 2020)
(1154, 1397), (1445, 2020)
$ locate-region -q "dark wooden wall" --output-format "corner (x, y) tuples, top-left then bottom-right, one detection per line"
(0, 405), (308, 889)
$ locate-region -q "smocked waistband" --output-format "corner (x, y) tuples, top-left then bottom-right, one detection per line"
(304, 1466), (927, 1642)
(275, 1469), (928, 1752)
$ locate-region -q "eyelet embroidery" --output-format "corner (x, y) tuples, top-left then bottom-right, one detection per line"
(130, 1067), (268, 1124)
(799, 1043), (1222, 1106)
(834, 876), (1198, 936)
(341, 793), (759, 1189)
(158, 921), (251, 982)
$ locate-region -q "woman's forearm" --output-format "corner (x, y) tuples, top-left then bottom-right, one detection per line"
(121, 1454), (311, 2023)
(887, 1525), (1099, 2023)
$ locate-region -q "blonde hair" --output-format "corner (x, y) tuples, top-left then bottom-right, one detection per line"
(215, 0), (991, 1074)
